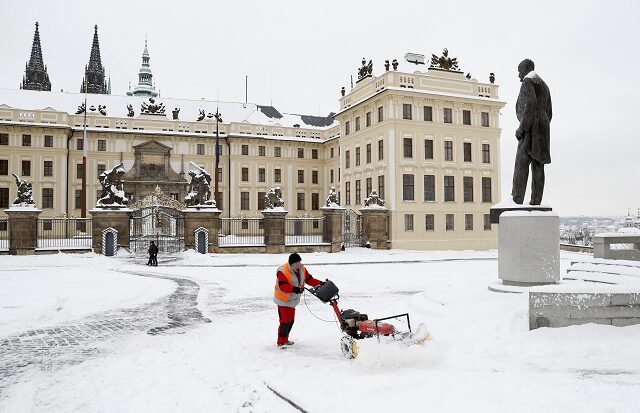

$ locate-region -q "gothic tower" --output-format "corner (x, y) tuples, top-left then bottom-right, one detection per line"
(20, 22), (51, 91)
(81, 25), (109, 94)
(127, 39), (157, 97)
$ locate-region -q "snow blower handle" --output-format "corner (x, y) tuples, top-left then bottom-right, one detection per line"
(306, 279), (339, 303)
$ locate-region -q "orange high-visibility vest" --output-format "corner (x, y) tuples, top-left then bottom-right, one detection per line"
(274, 262), (304, 305)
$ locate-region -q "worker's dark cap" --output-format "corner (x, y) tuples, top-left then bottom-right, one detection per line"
(288, 252), (302, 264)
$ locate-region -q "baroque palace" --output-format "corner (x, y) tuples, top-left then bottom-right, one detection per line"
(0, 23), (505, 250)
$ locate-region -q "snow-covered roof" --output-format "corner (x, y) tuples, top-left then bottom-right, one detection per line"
(0, 88), (338, 130)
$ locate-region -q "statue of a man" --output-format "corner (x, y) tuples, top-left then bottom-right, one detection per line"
(512, 59), (552, 205)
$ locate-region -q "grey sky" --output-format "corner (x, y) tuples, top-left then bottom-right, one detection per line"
(0, 0), (638, 216)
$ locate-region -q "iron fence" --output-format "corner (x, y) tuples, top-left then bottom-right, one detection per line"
(219, 217), (265, 246)
(37, 217), (92, 249)
(0, 218), (8, 251)
(285, 217), (324, 245)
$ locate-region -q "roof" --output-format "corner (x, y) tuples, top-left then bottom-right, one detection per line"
(0, 88), (339, 130)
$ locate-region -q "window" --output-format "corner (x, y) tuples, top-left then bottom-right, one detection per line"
(97, 164), (106, 179)
(22, 160), (31, 176)
(43, 160), (53, 177)
(241, 220), (249, 230)
(463, 110), (471, 125)
(345, 150), (350, 168)
(0, 133), (8, 145)
(330, 148), (334, 158)
(424, 139), (434, 160)
(44, 135), (53, 147)
(216, 144), (223, 156)
(424, 175), (435, 202)
(0, 188), (8, 209)
(378, 140), (384, 160)
(443, 108), (453, 123)
(240, 144), (248, 156)
(444, 141), (453, 161)
(465, 214), (474, 231)
(444, 176), (455, 202)
(403, 174), (414, 201)
(330, 169), (334, 183)
(464, 142), (472, 162)
(0, 159), (7, 175)
(258, 192), (266, 210)
(258, 145), (266, 156)
(240, 192), (250, 210)
(22, 134), (31, 146)
(42, 219), (52, 231)
(274, 168), (281, 183)
(345, 121), (350, 135)
(402, 104), (412, 120)
(355, 180), (361, 204)
(298, 148), (304, 158)
(482, 177), (492, 203)
(463, 176), (474, 202)
(378, 106), (383, 122)
(404, 214), (414, 231)
(482, 144), (491, 163)
(378, 175), (385, 200)
(355, 117), (360, 132)
(76, 163), (83, 179)
(403, 138), (413, 158)
(484, 214), (492, 230)
(312, 149), (318, 159)
(75, 189), (82, 209)
(312, 193), (320, 210)
(241, 167), (249, 182)
(345, 182), (351, 205)
(481, 112), (490, 127)
(42, 188), (54, 209)
(197, 143), (205, 155)
(98, 139), (107, 151)
(258, 168), (265, 182)
(424, 106), (433, 121)
(355, 147), (360, 166)
(446, 214), (454, 231)
(366, 143), (371, 163)
(297, 193), (305, 210)
(76, 138), (83, 150)
(298, 169), (304, 183)
(366, 177), (372, 198)
(274, 147), (282, 157)
(425, 214), (435, 231)
(366, 112), (371, 127)
(312, 170), (318, 184)
(217, 168), (223, 183)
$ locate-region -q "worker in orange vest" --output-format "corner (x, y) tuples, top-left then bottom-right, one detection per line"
(274, 252), (323, 347)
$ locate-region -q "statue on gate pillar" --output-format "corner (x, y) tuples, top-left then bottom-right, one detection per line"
(184, 162), (215, 208)
(97, 163), (128, 208)
(11, 173), (35, 207)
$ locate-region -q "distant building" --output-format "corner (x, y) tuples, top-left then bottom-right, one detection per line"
(20, 22), (51, 92)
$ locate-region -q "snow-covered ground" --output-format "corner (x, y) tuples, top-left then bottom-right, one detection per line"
(1, 249), (640, 412)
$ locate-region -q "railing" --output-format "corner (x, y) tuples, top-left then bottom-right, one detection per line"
(37, 217), (92, 249)
(219, 217), (265, 246)
(285, 217), (324, 245)
(0, 218), (8, 251)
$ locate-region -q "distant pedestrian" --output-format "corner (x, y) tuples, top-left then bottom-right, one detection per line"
(148, 241), (158, 266)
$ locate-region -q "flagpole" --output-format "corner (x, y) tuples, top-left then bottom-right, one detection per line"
(214, 104), (222, 208)
(81, 73), (88, 219)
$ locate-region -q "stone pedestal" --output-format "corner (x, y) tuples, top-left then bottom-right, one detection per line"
(261, 209), (287, 254)
(5, 207), (41, 255)
(360, 207), (390, 249)
(90, 208), (133, 254)
(490, 201), (552, 224)
(321, 206), (344, 253)
(183, 207), (221, 253)
(498, 210), (560, 285)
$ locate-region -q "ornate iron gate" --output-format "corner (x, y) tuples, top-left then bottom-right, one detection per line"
(130, 206), (185, 253)
(343, 209), (362, 248)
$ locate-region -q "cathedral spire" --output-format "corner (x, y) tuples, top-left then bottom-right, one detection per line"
(127, 38), (157, 97)
(21, 22), (51, 91)
(81, 25), (108, 94)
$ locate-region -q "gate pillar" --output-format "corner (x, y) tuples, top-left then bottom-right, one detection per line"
(90, 208), (132, 254)
(183, 207), (221, 253)
(5, 207), (41, 255)
(321, 206), (344, 252)
(261, 209), (287, 254)
(360, 207), (390, 249)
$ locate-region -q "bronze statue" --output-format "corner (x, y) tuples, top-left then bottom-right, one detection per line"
(357, 58), (373, 80)
(364, 190), (385, 208)
(341, 87), (345, 97)
(76, 102), (86, 115)
(98, 105), (107, 116)
(197, 109), (205, 122)
(264, 187), (284, 209)
(126, 104), (134, 117)
(97, 163), (128, 207)
(141, 97), (165, 115)
(384, 60), (390, 71)
(11, 173), (35, 206)
(489, 72), (495, 84)
(172, 107), (180, 120)
(430, 48), (459, 71)
(184, 162), (214, 207)
(392, 59), (398, 70)
(325, 186), (340, 207)
(512, 59), (552, 205)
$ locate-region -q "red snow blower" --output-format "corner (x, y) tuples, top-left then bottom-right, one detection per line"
(306, 280), (430, 359)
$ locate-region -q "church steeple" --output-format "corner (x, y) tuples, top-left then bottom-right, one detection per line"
(20, 22), (51, 91)
(81, 25), (108, 94)
(127, 38), (157, 97)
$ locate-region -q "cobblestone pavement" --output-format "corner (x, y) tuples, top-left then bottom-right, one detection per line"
(0, 266), (211, 395)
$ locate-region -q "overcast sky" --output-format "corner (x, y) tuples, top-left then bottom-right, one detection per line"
(0, 0), (638, 217)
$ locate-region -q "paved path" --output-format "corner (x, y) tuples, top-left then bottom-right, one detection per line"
(0, 267), (211, 394)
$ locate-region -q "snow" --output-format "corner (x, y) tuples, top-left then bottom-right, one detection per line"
(1, 249), (640, 412)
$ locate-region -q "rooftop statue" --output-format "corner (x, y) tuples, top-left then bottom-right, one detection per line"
(140, 97), (165, 115)
(197, 109), (205, 121)
(184, 162), (215, 207)
(127, 104), (134, 117)
(357, 58), (373, 80)
(11, 173), (35, 206)
(97, 163), (128, 207)
(76, 102), (86, 114)
(430, 48), (460, 71)
(264, 187), (284, 209)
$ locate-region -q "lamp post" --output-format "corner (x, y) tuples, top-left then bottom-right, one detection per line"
(214, 109), (222, 207)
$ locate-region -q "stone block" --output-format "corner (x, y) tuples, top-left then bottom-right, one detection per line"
(183, 208), (221, 253)
(611, 293), (640, 306)
(530, 292), (610, 307)
(611, 318), (640, 327)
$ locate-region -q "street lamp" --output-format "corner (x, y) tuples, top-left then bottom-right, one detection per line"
(214, 109), (222, 207)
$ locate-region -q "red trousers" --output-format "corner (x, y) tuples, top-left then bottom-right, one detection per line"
(277, 306), (296, 345)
